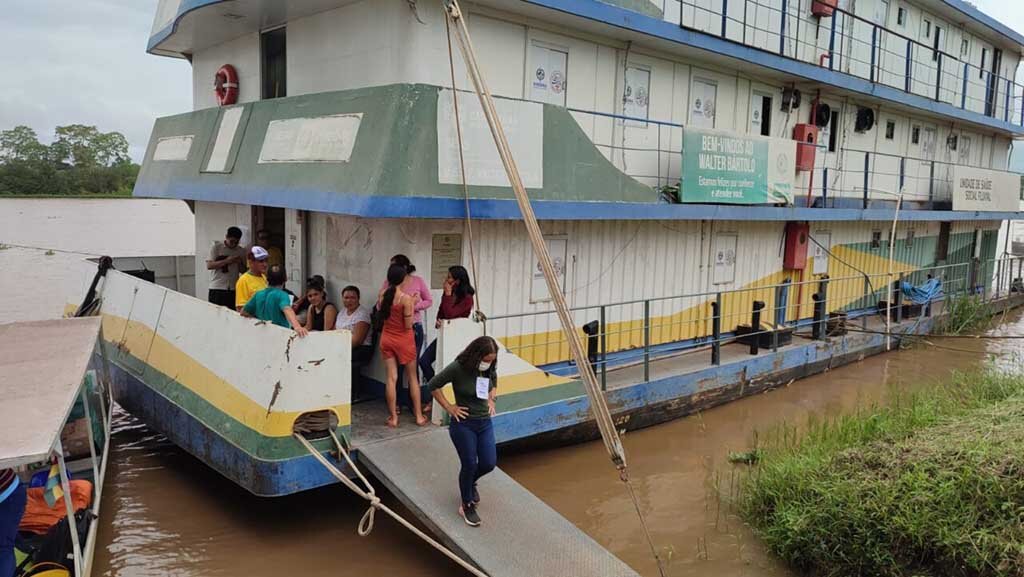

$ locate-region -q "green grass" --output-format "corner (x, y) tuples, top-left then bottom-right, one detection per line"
(739, 367), (1024, 577)
(938, 294), (993, 335)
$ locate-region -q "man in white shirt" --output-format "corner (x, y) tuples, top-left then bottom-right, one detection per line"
(206, 227), (247, 308)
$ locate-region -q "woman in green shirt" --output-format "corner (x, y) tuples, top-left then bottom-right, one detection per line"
(428, 336), (498, 527)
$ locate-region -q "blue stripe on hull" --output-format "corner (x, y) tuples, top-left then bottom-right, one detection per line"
(107, 362), (346, 497)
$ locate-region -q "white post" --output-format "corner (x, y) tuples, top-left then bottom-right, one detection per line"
(55, 441), (84, 577)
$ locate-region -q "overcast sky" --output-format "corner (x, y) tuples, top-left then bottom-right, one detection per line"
(0, 1), (1022, 163)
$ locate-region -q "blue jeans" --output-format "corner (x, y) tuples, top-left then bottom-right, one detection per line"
(0, 481), (26, 577)
(398, 323), (426, 409)
(448, 417), (497, 506)
(419, 338), (438, 384)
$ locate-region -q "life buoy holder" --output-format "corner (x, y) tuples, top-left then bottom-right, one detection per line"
(214, 65), (239, 106)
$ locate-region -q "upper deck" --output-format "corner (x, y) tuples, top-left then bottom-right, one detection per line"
(138, 0), (1024, 220)
(148, 0), (1024, 136)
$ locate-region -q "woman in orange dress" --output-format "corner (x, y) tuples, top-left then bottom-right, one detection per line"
(378, 264), (428, 428)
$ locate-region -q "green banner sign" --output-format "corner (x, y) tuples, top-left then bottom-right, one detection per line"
(681, 127), (795, 205)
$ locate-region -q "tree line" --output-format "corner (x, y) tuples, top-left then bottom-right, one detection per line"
(0, 125), (140, 196)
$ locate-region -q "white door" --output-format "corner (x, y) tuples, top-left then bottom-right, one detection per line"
(874, 116), (906, 199)
(816, 102), (842, 202)
(690, 79), (717, 129)
(905, 123), (936, 201)
(911, 14), (933, 96)
(530, 43), (568, 107)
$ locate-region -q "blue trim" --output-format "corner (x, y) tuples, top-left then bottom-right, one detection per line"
(939, 0), (1024, 49)
(518, 0), (1024, 135)
(108, 362), (344, 497)
(492, 317), (938, 444)
(0, 475), (18, 503)
(147, 0), (226, 54)
(135, 181), (1024, 222)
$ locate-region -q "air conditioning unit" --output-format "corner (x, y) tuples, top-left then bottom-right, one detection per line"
(854, 107), (875, 132)
(812, 0), (838, 17)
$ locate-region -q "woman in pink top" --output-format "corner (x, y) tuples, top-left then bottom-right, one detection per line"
(381, 254), (433, 413)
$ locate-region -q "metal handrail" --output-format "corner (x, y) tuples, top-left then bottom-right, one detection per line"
(486, 256), (1020, 387)
(673, 0), (1024, 125)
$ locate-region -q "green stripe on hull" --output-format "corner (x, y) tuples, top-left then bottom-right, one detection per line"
(104, 340), (340, 461)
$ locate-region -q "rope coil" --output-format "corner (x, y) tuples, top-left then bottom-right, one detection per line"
(294, 432), (489, 577)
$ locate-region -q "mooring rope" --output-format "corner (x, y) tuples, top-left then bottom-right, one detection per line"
(441, 2), (667, 574)
(294, 432), (490, 577)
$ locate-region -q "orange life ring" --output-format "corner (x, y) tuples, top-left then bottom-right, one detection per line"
(214, 64), (239, 106)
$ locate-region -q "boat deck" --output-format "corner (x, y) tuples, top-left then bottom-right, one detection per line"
(355, 427), (639, 577)
(599, 309), (937, 392)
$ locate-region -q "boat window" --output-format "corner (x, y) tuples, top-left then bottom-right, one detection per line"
(936, 222), (950, 261)
(261, 27), (287, 100)
(911, 125), (920, 144)
(871, 230), (882, 249)
(980, 48), (987, 79)
(897, 7), (906, 26)
(885, 121), (895, 140)
(905, 229), (915, 248)
(828, 110), (839, 152)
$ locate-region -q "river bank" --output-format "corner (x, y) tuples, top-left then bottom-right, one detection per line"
(740, 365), (1024, 577)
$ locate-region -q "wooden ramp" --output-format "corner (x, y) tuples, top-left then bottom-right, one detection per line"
(356, 428), (639, 577)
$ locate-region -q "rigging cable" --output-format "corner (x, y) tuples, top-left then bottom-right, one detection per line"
(445, 15), (484, 318)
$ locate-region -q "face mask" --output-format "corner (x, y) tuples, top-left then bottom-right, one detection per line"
(478, 362), (492, 372)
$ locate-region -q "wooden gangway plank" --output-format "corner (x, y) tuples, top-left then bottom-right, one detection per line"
(356, 428), (639, 577)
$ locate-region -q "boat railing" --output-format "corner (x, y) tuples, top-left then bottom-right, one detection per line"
(483, 256), (1022, 384)
(669, 0), (1024, 126)
(559, 102), (1022, 210)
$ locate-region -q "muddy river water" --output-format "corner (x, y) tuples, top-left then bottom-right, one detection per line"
(92, 312), (1024, 577)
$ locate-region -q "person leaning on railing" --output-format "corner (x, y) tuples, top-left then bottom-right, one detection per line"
(240, 264), (308, 337)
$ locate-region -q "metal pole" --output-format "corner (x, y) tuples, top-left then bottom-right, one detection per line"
(870, 26), (878, 83)
(711, 294), (721, 366)
(928, 162), (935, 202)
(961, 62), (969, 109)
(643, 299), (650, 382)
(822, 167), (829, 206)
(896, 273), (904, 323)
(600, 305), (607, 391)
(862, 277), (869, 330)
(750, 301), (764, 355)
(863, 152), (870, 208)
(905, 40), (912, 92)
(811, 294), (823, 340)
(819, 277), (830, 338)
(935, 52), (943, 101)
(1006, 78), (1012, 122)
(721, 0), (728, 38)
(56, 441), (84, 577)
(828, 14), (837, 70)
(779, 0), (787, 55)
